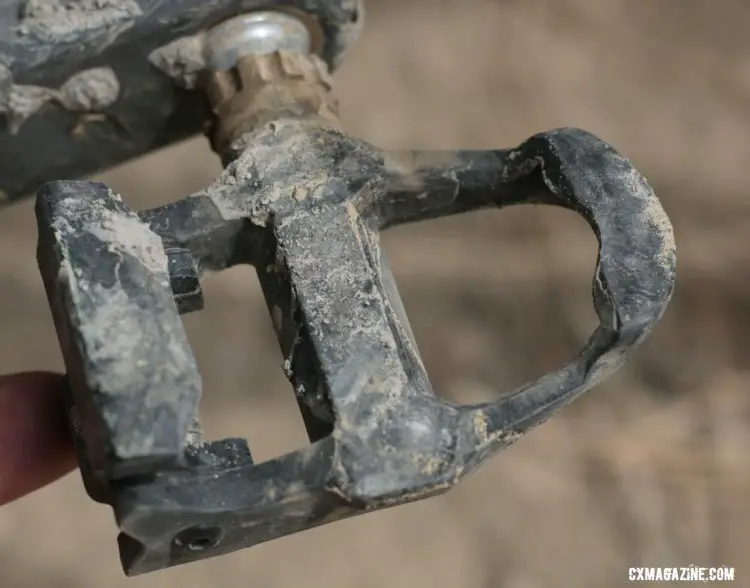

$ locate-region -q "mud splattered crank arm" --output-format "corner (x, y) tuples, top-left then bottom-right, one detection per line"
(34, 4), (676, 578)
(0, 0), (361, 203)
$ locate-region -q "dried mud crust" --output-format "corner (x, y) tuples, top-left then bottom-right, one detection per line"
(0, 65), (120, 134)
(13, 0), (143, 70)
(35, 181), (201, 490)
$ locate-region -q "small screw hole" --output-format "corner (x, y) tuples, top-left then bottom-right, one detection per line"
(173, 527), (222, 552)
(188, 537), (212, 551)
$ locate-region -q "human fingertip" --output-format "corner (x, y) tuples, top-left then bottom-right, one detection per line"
(0, 371), (76, 505)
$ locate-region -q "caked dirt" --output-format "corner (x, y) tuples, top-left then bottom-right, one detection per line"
(0, 1), (748, 586)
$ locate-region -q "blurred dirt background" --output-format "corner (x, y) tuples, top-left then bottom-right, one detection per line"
(1, 0), (749, 586)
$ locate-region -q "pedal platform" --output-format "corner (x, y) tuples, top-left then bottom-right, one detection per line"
(32, 0), (676, 578)
(36, 124), (675, 575)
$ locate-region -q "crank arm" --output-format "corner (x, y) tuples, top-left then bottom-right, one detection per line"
(0, 0), (362, 204)
(35, 4), (676, 578)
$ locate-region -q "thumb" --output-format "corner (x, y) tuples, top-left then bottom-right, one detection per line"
(0, 372), (76, 506)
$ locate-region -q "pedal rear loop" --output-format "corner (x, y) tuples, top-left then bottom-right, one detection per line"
(379, 129), (676, 467)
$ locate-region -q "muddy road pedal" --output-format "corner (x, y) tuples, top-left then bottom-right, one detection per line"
(26, 0), (677, 578)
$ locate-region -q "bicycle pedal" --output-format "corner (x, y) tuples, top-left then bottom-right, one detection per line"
(34, 0), (676, 577)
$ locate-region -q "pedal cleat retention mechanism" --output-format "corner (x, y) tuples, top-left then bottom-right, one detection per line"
(35, 0), (676, 577)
